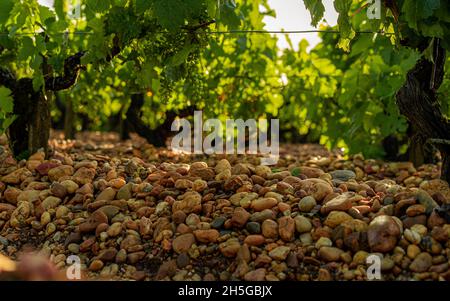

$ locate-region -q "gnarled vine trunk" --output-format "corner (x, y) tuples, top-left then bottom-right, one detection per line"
(1, 51), (85, 158)
(124, 93), (196, 147)
(9, 79), (50, 157)
(64, 96), (75, 140)
(396, 39), (450, 182)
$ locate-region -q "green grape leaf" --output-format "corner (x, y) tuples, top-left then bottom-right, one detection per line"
(114, 0), (128, 6)
(167, 42), (196, 67)
(0, 0), (14, 24)
(303, 0), (325, 27)
(152, 0), (186, 29)
(152, 78), (160, 94)
(334, 0), (353, 36)
(18, 36), (35, 61)
(135, 0), (152, 12)
(402, 0), (440, 30)
(54, 0), (67, 21)
(35, 35), (46, 53)
(2, 116), (16, 130)
(31, 54), (43, 73)
(207, 0), (218, 18)
(399, 50), (421, 72)
(0, 87), (14, 113)
(218, 0), (241, 29)
(38, 4), (55, 23)
(9, 5), (28, 36)
(86, 0), (112, 14)
(420, 23), (444, 38)
(333, 0), (354, 51)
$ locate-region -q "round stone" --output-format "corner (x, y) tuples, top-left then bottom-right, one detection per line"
(298, 196), (316, 212)
(246, 222), (261, 234)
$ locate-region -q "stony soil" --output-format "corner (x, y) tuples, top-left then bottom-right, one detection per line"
(0, 132), (449, 281)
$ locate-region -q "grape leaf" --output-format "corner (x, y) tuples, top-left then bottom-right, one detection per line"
(18, 37), (35, 61)
(218, 0), (241, 29)
(167, 42), (196, 67)
(333, 0), (353, 38)
(0, 0), (14, 24)
(86, 0), (112, 14)
(152, 0), (186, 29)
(135, 0), (152, 13)
(402, 0), (440, 30)
(54, 0), (67, 21)
(0, 87), (14, 113)
(303, 0), (325, 27)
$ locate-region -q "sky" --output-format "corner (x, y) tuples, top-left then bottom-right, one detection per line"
(38, 0), (338, 50)
(264, 0), (338, 50)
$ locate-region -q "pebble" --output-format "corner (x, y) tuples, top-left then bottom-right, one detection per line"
(127, 251), (145, 264)
(50, 182), (67, 198)
(173, 191), (202, 214)
(72, 167), (96, 185)
(250, 209), (275, 222)
(404, 228), (421, 245)
(172, 210), (187, 224)
(251, 197), (278, 211)
(219, 238), (241, 257)
(79, 210), (108, 233)
(0, 236), (9, 247)
(40, 211), (51, 226)
(268, 246), (290, 261)
(367, 215), (401, 252)
(407, 244), (421, 259)
(415, 190), (439, 214)
(330, 170), (356, 182)
(3, 187), (20, 204)
(120, 235), (141, 251)
(352, 250), (369, 265)
(211, 216), (226, 229)
(107, 222), (123, 237)
(295, 166), (324, 178)
(409, 252), (432, 272)
(294, 215), (312, 233)
(173, 233), (195, 254)
(278, 216), (295, 242)
(315, 237), (332, 249)
(41, 196), (62, 210)
(318, 247), (343, 262)
(244, 235), (265, 246)
(262, 219), (278, 239)
(177, 252), (190, 268)
(48, 165), (74, 182)
(89, 259), (104, 271)
(116, 183), (132, 200)
(96, 187), (116, 201)
(244, 268), (266, 281)
(324, 211), (353, 228)
(193, 229), (220, 243)
(321, 192), (358, 214)
(231, 207), (250, 228)
(115, 249), (127, 263)
(298, 196), (316, 212)
(299, 233), (313, 245)
(67, 243), (80, 254)
(98, 248), (118, 262)
(406, 204), (426, 217)
(60, 180), (79, 194)
(246, 222), (261, 234)
(381, 257), (395, 271)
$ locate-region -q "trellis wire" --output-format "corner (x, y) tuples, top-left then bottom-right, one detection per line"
(0, 29), (395, 36)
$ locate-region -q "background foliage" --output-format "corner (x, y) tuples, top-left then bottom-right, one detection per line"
(0, 0), (449, 159)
